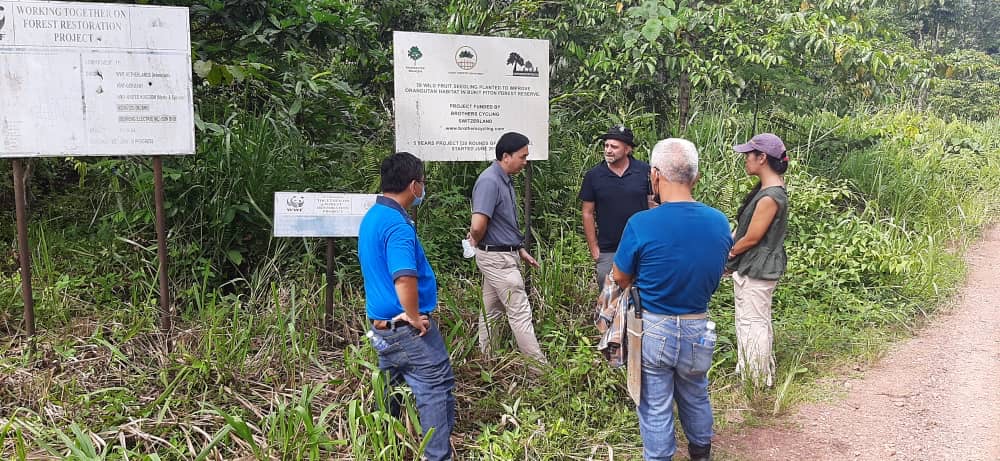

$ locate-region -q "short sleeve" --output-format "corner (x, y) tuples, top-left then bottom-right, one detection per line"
(472, 177), (499, 218)
(613, 220), (640, 276)
(579, 170), (596, 202)
(385, 222), (418, 280)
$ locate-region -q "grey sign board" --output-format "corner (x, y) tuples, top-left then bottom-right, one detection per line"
(273, 192), (378, 238)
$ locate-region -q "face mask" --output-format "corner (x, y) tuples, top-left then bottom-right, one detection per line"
(412, 181), (426, 206)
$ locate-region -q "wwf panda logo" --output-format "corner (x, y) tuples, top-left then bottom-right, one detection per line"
(286, 195), (305, 208)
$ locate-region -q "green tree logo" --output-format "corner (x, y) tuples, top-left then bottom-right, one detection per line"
(408, 46), (423, 63)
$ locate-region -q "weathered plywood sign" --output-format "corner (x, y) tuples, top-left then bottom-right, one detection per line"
(0, 1), (193, 157)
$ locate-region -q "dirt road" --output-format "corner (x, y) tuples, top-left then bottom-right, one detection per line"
(718, 225), (1000, 460)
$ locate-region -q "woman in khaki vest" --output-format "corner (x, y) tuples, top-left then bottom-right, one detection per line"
(727, 133), (789, 387)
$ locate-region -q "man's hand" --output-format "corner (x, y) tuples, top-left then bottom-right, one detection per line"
(519, 248), (540, 269)
(589, 245), (600, 261)
(612, 263), (634, 289)
(393, 275), (427, 336)
(395, 312), (429, 336)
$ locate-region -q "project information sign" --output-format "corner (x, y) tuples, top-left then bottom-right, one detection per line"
(393, 31), (549, 161)
(273, 192), (378, 238)
(0, 1), (194, 158)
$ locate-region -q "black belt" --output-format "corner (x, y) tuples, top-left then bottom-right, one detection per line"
(477, 243), (521, 252)
(372, 319), (409, 330)
(371, 314), (432, 330)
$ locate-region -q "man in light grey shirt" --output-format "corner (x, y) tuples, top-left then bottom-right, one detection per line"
(467, 132), (547, 366)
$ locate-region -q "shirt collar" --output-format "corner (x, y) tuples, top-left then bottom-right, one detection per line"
(376, 195), (414, 225)
(602, 155), (642, 177)
(490, 161), (512, 185)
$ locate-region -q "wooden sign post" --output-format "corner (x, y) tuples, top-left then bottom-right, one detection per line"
(1, 1), (194, 338)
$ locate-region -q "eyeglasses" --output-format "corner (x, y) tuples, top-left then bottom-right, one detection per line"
(414, 178), (426, 184)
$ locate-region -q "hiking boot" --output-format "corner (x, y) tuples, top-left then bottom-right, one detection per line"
(689, 442), (711, 461)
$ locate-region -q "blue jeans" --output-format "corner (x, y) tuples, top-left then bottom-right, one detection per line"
(371, 318), (455, 461)
(638, 313), (714, 461)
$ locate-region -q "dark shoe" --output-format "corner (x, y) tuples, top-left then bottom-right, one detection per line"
(689, 443), (711, 461)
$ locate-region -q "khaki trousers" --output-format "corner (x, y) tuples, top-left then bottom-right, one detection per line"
(475, 250), (547, 364)
(733, 271), (778, 387)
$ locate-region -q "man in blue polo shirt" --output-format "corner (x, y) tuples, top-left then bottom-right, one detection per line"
(612, 138), (732, 461)
(358, 152), (454, 461)
(580, 125), (655, 286)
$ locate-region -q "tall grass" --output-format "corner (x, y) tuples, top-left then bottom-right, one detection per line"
(3, 103), (999, 459)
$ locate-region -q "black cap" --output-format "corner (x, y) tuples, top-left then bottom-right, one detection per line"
(596, 125), (635, 147)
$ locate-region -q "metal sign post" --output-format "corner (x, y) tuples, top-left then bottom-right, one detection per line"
(152, 157), (172, 333)
(1, 1), (194, 339)
(272, 192), (377, 343)
(523, 161), (534, 292)
(325, 237), (336, 340)
(11, 159), (36, 337)
(392, 32), (551, 321)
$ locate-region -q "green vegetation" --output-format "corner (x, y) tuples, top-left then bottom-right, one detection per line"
(2, 0), (999, 459)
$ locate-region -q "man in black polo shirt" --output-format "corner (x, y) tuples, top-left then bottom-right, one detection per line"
(580, 125), (655, 286)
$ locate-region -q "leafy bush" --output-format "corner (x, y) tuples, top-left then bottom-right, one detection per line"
(930, 51), (1000, 121)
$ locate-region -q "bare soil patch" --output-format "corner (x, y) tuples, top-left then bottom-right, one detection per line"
(717, 225), (1000, 461)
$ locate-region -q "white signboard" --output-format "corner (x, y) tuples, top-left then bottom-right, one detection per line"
(273, 192), (378, 238)
(0, 1), (194, 158)
(393, 31), (549, 161)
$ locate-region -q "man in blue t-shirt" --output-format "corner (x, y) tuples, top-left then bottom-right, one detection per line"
(357, 152), (454, 461)
(612, 138), (733, 461)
